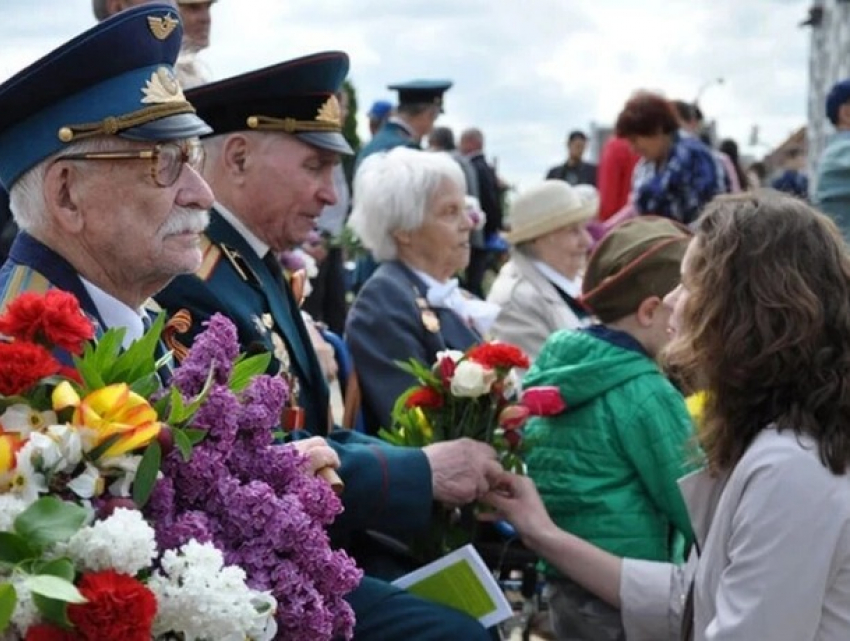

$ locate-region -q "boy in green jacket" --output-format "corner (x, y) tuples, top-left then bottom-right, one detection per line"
(525, 216), (696, 641)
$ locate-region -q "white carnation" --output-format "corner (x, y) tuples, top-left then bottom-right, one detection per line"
(149, 540), (277, 641)
(64, 508), (156, 576)
(0, 494), (29, 532)
(451, 360), (495, 397)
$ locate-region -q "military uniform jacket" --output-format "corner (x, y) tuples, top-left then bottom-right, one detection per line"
(345, 260), (481, 433)
(355, 120), (420, 170)
(154, 209), (433, 537)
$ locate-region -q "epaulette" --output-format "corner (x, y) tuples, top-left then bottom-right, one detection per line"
(0, 266), (51, 312)
(195, 235), (222, 282)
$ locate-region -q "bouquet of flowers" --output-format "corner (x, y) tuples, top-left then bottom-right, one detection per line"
(379, 341), (566, 556)
(0, 291), (360, 640)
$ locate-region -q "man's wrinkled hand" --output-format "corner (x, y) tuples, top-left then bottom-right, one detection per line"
(423, 438), (502, 507)
(291, 436), (340, 474)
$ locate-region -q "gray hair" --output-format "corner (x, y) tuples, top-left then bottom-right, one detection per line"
(10, 137), (122, 233)
(349, 147), (465, 261)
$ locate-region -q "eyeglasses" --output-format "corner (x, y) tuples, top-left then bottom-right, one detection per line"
(57, 140), (205, 188)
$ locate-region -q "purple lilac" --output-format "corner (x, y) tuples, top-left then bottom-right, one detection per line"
(148, 315), (361, 641)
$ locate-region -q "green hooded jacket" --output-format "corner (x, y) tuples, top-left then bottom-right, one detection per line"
(525, 328), (697, 578)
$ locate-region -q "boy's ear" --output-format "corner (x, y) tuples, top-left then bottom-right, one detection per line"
(635, 295), (662, 327)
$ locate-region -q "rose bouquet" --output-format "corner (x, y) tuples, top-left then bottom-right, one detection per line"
(0, 291), (360, 640)
(379, 341), (566, 556)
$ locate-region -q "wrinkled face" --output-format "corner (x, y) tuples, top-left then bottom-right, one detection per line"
(241, 134), (338, 251)
(629, 133), (669, 163)
(567, 137), (586, 161)
(68, 137), (213, 293)
(179, 1), (213, 49)
(536, 221), (592, 279)
(663, 239), (696, 338)
(402, 178), (470, 280)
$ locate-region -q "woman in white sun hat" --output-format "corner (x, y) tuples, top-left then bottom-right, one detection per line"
(487, 179), (598, 361)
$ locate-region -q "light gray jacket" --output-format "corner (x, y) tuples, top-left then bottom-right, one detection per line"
(486, 252), (588, 361)
(620, 428), (850, 640)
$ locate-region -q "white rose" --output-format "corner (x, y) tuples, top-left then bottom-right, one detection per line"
(450, 361), (495, 397)
(436, 349), (464, 364)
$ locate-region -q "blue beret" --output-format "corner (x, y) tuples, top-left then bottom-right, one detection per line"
(367, 100), (393, 120)
(387, 79), (453, 110)
(0, 3), (211, 190)
(827, 79), (850, 126)
(186, 51), (353, 155)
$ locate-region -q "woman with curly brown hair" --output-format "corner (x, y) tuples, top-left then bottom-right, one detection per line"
(484, 190), (850, 640)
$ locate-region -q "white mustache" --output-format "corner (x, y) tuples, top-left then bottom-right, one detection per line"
(161, 208), (210, 236)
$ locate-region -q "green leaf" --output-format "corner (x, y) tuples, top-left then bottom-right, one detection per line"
(14, 497), (87, 547)
(129, 372), (162, 400)
(173, 428), (193, 462)
(0, 532), (37, 565)
(86, 433), (123, 462)
(32, 592), (70, 628)
(0, 583), (16, 632)
(166, 386), (189, 425)
(184, 428), (207, 445)
(230, 352), (272, 392)
(132, 441), (161, 508)
(37, 558), (75, 582)
(25, 575), (86, 604)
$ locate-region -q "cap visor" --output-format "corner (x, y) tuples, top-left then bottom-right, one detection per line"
(120, 113), (212, 142)
(296, 131), (353, 155)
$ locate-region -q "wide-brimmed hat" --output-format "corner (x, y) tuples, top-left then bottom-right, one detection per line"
(504, 180), (597, 245)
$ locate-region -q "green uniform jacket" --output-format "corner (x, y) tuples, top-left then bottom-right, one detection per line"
(154, 209), (433, 539)
(525, 328), (696, 578)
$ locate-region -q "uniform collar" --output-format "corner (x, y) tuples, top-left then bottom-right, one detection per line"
(80, 276), (146, 349)
(215, 201), (269, 259)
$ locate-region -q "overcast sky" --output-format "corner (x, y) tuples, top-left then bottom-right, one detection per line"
(0, 0), (811, 192)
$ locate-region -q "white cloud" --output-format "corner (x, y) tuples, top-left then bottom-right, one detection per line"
(0, 0), (811, 194)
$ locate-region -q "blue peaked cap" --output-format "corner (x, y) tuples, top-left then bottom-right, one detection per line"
(387, 79), (452, 110)
(0, 3), (211, 190)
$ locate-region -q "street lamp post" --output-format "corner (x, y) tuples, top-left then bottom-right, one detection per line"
(695, 77), (725, 104)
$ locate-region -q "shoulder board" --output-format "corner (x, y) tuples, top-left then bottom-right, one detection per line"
(195, 235), (222, 282)
(0, 266), (51, 312)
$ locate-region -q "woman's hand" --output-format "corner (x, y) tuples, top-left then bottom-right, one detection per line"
(480, 470), (557, 547)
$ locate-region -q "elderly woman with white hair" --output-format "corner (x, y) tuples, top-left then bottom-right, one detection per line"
(345, 147), (499, 433)
(487, 180), (597, 360)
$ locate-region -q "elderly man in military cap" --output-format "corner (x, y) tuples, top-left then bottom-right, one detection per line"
(356, 79), (452, 167)
(154, 52), (497, 641)
(0, 3), (211, 346)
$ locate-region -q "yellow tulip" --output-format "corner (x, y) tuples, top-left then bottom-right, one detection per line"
(52, 380), (81, 411)
(60, 383), (160, 459)
(0, 433), (21, 489)
(412, 408), (433, 441)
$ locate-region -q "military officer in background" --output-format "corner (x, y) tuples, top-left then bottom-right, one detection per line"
(153, 51), (497, 641)
(355, 79), (452, 168)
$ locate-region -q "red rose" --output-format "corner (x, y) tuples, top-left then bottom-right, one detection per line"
(521, 386), (567, 416)
(405, 386), (445, 409)
(25, 625), (78, 641)
(0, 342), (62, 395)
(0, 290), (94, 355)
(67, 570), (157, 641)
(498, 404), (530, 430)
(466, 343), (530, 371)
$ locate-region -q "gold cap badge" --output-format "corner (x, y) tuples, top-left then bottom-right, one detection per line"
(147, 14), (180, 41)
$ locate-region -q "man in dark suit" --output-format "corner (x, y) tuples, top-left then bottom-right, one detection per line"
(459, 127), (505, 298)
(546, 130), (598, 187)
(154, 52), (497, 641)
(0, 4), (212, 347)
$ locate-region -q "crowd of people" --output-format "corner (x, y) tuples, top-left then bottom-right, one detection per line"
(2, 2), (850, 641)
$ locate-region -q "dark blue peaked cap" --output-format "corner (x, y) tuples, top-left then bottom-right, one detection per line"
(186, 51), (353, 155)
(387, 79), (452, 110)
(0, 3), (211, 190)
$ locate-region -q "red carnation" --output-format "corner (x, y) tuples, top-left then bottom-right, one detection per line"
(25, 624), (78, 641)
(0, 342), (62, 396)
(0, 290), (94, 355)
(466, 343), (530, 371)
(521, 386), (567, 416)
(437, 356), (456, 387)
(405, 386), (445, 409)
(67, 570), (157, 641)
